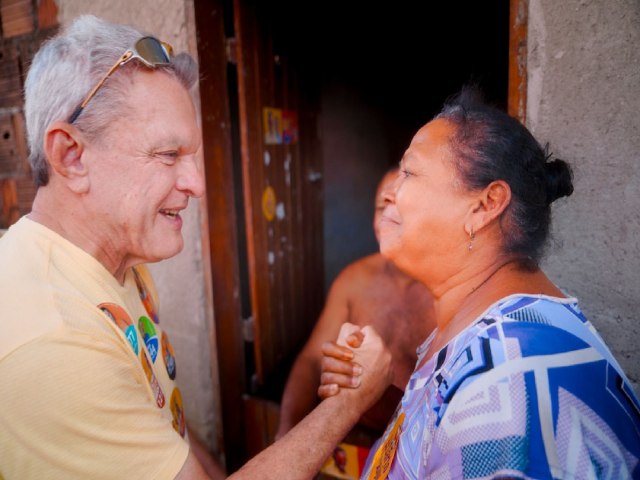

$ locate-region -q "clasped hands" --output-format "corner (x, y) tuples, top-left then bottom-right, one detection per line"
(317, 323), (393, 408)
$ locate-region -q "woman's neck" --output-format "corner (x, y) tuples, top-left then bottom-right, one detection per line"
(423, 257), (564, 362)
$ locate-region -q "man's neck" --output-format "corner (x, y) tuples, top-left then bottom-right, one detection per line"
(30, 189), (129, 284)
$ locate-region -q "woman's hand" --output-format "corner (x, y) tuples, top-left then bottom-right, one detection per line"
(317, 323), (391, 402)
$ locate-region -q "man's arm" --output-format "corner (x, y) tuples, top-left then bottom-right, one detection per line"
(231, 324), (391, 480)
(177, 397), (363, 480)
(275, 270), (353, 438)
(187, 427), (227, 479)
(178, 395), (368, 480)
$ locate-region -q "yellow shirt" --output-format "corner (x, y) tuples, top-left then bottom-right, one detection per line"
(0, 217), (189, 480)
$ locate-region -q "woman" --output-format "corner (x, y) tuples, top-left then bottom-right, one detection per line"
(321, 88), (640, 479)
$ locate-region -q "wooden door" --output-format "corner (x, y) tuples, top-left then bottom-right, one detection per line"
(195, 0), (325, 470)
(233, 0), (324, 388)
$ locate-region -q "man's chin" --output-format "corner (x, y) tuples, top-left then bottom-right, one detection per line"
(379, 241), (403, 265)
(378, 239), (394, 256)
(147, 239), (184, 263)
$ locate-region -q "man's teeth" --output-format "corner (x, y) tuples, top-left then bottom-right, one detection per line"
(162, 210), (178, 218)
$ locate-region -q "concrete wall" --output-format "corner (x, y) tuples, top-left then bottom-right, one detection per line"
(528, 0), (640, 390)
(57, 0), (222, 455)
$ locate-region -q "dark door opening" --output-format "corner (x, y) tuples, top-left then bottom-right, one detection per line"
(198, 0), (510, 471)
(246, 0), (511, 383)
(280, 1), (511, 290)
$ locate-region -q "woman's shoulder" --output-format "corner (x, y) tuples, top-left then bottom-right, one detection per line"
(486, 293), (581, 320)
(471, 294), (605, 359)
(432, 295), (589, 398)
(446, 293), (639, 408)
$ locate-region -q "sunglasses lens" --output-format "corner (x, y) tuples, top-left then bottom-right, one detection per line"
(135, 37), (172, 65)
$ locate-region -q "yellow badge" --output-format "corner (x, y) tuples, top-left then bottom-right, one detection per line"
(367, 412), (405, 480)
(262, 186), (276, 221)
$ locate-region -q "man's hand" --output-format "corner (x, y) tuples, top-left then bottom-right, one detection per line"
(317, 323), (392, 410)
(233, 323), (392, 479)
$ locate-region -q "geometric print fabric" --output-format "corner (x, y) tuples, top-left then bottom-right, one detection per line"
(361, 294), (640, 479)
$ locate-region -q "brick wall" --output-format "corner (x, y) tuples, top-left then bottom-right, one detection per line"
(0, 0), (58, 228)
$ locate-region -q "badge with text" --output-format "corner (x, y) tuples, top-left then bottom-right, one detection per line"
(138, 316), (159, 362)
(367, 412), (405, 480)
(161, 331), (177, 380)
(98, 302), (138, 354)
(133, 268), (160, 323)
(170, 388), (186, 437)
(141, 350), (165, 408)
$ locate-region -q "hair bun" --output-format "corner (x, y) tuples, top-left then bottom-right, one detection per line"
(544, 158), (574, 204)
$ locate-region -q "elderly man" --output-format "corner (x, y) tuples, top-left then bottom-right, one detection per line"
(0, 15), (391, 480)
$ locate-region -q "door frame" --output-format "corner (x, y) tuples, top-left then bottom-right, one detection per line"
(197, 0), (529, 472)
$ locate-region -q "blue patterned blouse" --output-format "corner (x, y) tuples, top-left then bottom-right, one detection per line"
(362, 295), (640, 479)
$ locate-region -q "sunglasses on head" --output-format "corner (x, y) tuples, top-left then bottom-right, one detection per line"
(68, 36), (174, 124)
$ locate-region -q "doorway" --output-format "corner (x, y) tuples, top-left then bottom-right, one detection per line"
(195, 0), (511, 471)
(289, 1), (511, 290)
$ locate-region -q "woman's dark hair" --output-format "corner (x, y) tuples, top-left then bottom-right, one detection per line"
(436, 85), (574, 264)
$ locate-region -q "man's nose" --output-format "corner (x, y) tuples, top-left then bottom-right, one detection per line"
(177, 157), (205, 198)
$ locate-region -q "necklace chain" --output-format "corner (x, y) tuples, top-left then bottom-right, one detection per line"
(470, 259), (517, 293)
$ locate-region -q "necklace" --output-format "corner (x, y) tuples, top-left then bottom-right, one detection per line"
(470, 258), (519, 293)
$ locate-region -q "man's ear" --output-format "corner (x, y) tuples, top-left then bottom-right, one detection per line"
(44, 121), (89, 193)
(465, 180), (512, 234)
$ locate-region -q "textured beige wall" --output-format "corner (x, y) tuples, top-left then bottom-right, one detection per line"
(57, 0), (222, 456)
(527, 0), (640, 390)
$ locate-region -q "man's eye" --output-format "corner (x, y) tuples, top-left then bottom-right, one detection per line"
(156, 151), (178, 163)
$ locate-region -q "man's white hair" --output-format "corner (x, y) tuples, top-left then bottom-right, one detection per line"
(24, 15), (197, 186)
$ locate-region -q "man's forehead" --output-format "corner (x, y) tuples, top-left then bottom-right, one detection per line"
(96, 71), (198, 145)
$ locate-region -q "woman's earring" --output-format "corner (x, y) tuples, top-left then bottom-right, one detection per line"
(468, 226), (475, 251)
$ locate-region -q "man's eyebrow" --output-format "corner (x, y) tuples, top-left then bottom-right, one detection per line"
(148, 137), (185, 150)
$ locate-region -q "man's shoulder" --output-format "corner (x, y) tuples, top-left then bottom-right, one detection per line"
(0, 219), (60, 352)
(0, 219), (113, 360)
(337, 253), (386, 281)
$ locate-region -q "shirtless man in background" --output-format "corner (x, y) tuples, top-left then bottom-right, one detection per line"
(276, 168), (436, 439)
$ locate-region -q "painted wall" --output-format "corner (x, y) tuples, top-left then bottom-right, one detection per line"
(528, 0), (640, 390)
(57, 0), (222, 455)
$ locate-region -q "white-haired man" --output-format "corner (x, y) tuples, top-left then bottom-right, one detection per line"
(0, 15), (390, 480)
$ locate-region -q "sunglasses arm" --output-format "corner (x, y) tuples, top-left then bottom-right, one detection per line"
(67, 50), (134, 124)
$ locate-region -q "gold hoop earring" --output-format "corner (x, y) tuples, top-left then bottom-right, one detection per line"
(468, 226), (475, 251)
